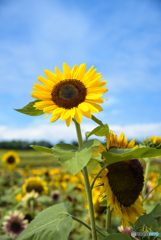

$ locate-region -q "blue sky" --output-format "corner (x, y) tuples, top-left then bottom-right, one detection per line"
(0, 0), (161, 143)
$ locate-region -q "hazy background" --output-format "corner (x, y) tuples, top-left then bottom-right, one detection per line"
(0, 0), (161, 144)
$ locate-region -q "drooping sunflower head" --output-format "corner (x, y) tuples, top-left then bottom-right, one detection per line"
(97, 131), (137, 156)
(98, 131), (145, 229)
(1, 151), (20, 171)
(31, 63), (108, 126)
(2, 210), (28, 238)
(22, 177), (48, 195)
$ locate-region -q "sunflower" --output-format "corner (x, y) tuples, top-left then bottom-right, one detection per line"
(22, 177), (48, 195)
(142, 136), (161, 149)
(22, 190), (39, 209)
(97, 131), (146, 229)
(2, 210), (28, 238)
(150, 136), (161, 144)
(31, 63), (108, 126)
(1, 151), (20, 171)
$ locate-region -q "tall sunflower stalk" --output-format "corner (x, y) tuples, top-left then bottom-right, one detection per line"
(14, 63), (161, 240)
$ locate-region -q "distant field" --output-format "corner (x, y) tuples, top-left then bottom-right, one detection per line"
(0, 149), (58, 168)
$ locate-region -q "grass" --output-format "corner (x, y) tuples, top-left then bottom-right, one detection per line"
(0, 149), (59, 168)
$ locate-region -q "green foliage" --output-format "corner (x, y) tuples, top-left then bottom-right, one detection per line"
(85, 124), (109, 141)
(53, 139), (100, 175)
(102, 147), (161, 166)
(142, 138), (161, 149)
(30, 145), (54, 154)
(0, 140), (53, 149)
(17, 203), (73, 240)
(14, 100), (44, 116)
(150, 203), (161, 219)
(97, 227), (119, 240)
(102, 233), (133, 240)
(132, 213), (158, 234)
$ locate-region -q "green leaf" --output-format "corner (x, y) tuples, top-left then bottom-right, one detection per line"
(0, 235), (11, 240)
(157, 174), (161, 186)
(134, 213), (158, 232)
(91, 115), (106, 127)
(30, 145), (54, 154)
(53, 139), (100, 175)
(38, 195), (52, 204)
(102, 233), (133, 240)
(87, 158), (102, 166)
(14, 100), (44, 116)
(85, 124), (109, 141)
(102, 147), (161, 166)
(150, 203), (161, 218)
(17, 203), (73, 240)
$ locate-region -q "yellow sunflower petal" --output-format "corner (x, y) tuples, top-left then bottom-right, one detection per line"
(71, 64), (78, 78)
(44, 105), (57, 113)
(73, 63), (86, 80)
(61, 109), (73, 121)
(66, 116), (72, 127)
(44, 70), (59, 83)
(37, 76), (54, 88)
(75, 108), (82, 124)
(97, 143), (106, 153)
(55, 66), (63, 80)
(50, 114), (60, 123)
(78, 102), (90, 112)
(63, 62), (71, 79)
(81, 110), (92, 119)
(128, 138), (136, 148)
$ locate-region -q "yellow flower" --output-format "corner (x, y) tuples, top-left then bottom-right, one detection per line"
(22, 190), (39, 209)
(49, 168), (60, 175)
(22, 177), (48, 195)
(150, 136), (161, 144)
(31, 63), (108, 126)
(1, 151), (20, 171)
(98, 131), (145, 229)
(15, 193), (23, 202)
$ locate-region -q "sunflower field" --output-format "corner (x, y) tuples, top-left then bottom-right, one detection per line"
(1, 63), (161, 240)
(0, 145), (161, 240)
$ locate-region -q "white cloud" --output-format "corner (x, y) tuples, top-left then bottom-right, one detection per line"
(0, 122), (161, 144)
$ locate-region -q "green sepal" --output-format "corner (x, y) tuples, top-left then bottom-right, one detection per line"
(53, 139), (100, 175)
(85, 123), (109, 141)
(102, 147), (161, 166)
(17, 203), (73, 240)
(30, 145), (54, 154)
(14, 100), (44, 116)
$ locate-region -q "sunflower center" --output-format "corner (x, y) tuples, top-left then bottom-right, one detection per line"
(59, 84), (78, 99)
(7, 156), (15, 164)
(51, 79), (87, 109)
(24, 214), (33, 223)
(107, 159), (144, 207)
(26, 182), (44, 194)
(11, 221), (21, 232)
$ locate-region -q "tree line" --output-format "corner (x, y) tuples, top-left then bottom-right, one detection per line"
(0, 139), (140, 150)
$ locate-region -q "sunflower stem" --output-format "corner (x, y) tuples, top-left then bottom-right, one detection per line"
(142, 157), (151, 199)
(106, 206), (111, 229)
(90, 163), (107, 190)
(74, 119), (98, 240)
